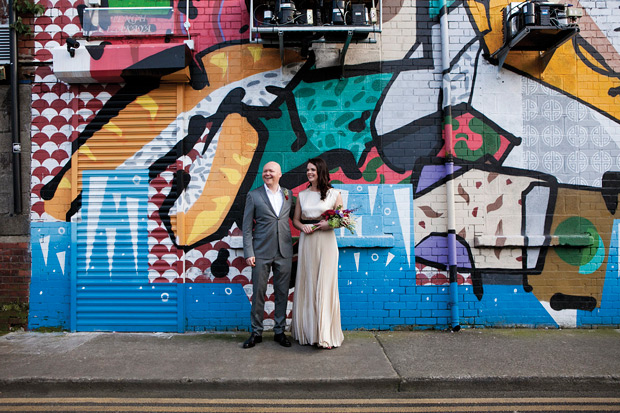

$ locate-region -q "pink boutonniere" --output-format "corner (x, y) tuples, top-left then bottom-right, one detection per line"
(283, 188), (289, 200)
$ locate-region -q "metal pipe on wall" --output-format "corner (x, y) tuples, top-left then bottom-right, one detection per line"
(439, 0), (460, 331)
(8, 0), (23, 215)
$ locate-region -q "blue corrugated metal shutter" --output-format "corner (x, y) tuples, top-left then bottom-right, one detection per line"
(72, 170), (182, 332)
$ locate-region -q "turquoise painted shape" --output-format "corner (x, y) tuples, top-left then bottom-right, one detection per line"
(579, 235), (605, 275)
(429, 0), (457, 18)
(253, 73), (392, 190)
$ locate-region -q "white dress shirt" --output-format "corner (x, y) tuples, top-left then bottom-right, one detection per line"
(264, 184), (284, 216)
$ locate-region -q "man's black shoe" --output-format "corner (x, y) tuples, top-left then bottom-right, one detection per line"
(243, 333), (262, 348)
(274, 333), (292, 347)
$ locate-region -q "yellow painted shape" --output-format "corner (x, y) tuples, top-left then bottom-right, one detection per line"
(210, 52), (228, 80)
(219, 167), (242, 185)
(136, 95), (158, 120)
(102, 122), (123, 136)
(248, 45), (263, 62)
(79, 144), (96, 161)
(186, 196), (231, 244)
(232, 153), (252, 166)
(58, 176), (71, 189)
(467, 0), (492, 33)
(180, 113), (258, 245)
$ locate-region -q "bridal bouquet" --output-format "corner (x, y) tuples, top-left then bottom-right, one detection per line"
(313, 206), (357, 234)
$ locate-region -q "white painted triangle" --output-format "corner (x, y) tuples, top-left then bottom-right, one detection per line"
(368, 186), (378, 215)
(394, 187), (412, 267)
(541, 301), (577, 328)
(40, 235), (50, 266)
(106, 228), (116, 277)
(386, 252), (395, 267)
(85, 175), (108, 273)
(340, 189), (349, 209)
(409, 43), (424, 59)
(57, 251), (66, 275)
(113, 194), (122, 212)
(126, 197), (140, 273)
(354, 252), (360, 272)
(356, 216), (363, 237)
(243, 284), (253, 302)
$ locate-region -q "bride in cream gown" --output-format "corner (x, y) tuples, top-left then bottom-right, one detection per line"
(291, 158), (344, 349)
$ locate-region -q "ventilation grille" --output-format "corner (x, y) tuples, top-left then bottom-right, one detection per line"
(0, 25), (10, 65)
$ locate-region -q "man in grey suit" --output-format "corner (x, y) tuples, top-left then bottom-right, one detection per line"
(242, 161), (293, 348)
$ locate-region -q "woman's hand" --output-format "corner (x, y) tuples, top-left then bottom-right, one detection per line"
(301, 224), (316, 234)
(316, 220), (330, 231)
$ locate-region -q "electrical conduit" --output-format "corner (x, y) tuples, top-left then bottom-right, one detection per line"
(439, 0), (460, 331)
(9, 0), (22, 215)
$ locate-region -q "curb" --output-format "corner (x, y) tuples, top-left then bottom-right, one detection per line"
(398, 376), (620, 394)
(2, 376), (620, 398)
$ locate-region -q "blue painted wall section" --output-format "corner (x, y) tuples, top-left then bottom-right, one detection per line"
(337, 184), (417, 329)
(473, 284), (557, 327)
(185, 284), (251, 331)
(29, 222), (72, 330)
(30, 179), (620, 331)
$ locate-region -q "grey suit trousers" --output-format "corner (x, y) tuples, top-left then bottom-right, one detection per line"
(250, 253), (292, 334)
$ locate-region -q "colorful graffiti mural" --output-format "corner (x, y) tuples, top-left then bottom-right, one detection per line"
(29, 0), (620, 331)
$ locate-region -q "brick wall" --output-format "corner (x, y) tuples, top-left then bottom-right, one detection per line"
(0, 242), (31, 330)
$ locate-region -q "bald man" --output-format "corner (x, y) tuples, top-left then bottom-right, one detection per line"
(242, 161), (294, 348)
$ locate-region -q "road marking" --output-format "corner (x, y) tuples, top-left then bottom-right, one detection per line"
(1, 398), (619, 412)
(2, 398), (620, 404)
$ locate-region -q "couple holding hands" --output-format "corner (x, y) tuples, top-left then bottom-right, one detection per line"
(242, 158), (344, 350)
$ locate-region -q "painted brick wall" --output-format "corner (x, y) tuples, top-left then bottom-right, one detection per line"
(28, 223), (70, 330)
(24, 0), (620, 331)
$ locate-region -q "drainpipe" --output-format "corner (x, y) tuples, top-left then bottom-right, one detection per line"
(8, 0), (23, 215)
(184, 0), (191, 40)
(439, 0), (460, 331)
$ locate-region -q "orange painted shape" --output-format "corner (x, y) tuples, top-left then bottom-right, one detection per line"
(177, 113), (259, 246)
(43, 177), (72, 221)
(469, 0), (620, 122)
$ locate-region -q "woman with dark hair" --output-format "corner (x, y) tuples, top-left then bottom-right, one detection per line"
(291, 157), (344, 349)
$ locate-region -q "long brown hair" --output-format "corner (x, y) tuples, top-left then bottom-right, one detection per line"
(307, 157), (332, 200)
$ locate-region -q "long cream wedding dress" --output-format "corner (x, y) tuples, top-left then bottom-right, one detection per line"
(291, 188), (344, 348)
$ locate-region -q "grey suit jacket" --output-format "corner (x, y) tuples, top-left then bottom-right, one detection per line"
(242, 186), (294, 259)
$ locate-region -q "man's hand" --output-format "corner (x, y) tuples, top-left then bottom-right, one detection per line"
(246, 257), (256, 267)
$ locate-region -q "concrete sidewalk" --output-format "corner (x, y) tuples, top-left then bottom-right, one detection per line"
(1, 329), (619, 397)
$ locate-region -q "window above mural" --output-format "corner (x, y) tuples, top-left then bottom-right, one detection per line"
(82, 3), (182, 37)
